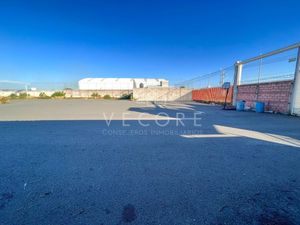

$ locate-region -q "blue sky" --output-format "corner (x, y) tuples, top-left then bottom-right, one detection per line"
(0, 0), (300, 84)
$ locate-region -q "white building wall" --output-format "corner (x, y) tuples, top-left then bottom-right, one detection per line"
(78, 78), (168, 90)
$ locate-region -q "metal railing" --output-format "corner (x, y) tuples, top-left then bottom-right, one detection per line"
(175, 43), (299, 90)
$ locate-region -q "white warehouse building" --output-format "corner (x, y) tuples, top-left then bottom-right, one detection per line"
(78, 78), (169, 90)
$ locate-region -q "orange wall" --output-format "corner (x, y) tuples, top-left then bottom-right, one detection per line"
(192, 87), (233, 103)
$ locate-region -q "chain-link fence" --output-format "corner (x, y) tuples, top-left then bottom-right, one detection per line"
(173, 43), (300, 111)
(175, 48), (297, 90)
(240, 48), (297, 85)
(232, 47), (299, 114)
(174, 66), (235, 89)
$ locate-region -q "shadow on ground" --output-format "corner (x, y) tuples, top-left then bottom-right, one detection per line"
(1, 102), (300, 225)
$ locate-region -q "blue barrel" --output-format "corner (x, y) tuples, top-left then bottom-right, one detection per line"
(255, 101), (265, 113)
(236, 100), (245, 111)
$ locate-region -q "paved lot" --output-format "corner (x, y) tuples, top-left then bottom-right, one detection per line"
(0, 99), (173, 121)
(1, 100), (300, 225)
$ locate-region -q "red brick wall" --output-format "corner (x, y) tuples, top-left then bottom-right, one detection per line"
(192, 87), (233, 103)
(237, 80), (292, 113)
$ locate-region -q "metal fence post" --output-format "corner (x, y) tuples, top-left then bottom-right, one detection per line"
(232, 61), (243, 106)
(290, 47), (300, 115)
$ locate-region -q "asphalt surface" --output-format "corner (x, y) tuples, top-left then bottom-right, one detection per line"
(1, 100), (300, 225)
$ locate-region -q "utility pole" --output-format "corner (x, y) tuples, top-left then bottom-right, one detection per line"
(220, 69), (225, 86)
(257, 54), (263, 84)
(256, 55), (263, 101)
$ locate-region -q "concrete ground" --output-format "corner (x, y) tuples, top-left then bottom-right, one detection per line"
(1, 100), (300, 225)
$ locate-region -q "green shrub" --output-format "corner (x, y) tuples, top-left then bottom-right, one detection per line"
(0, 97), (9, 104)
(9, 93), (18, 99)
(91, 92), (101, 99)
(19, 93), (29, 99)
(51, 91), (65, 98)
(119, 93), (133, 100)
(39, 92), (51, 99)
(103, 94), (112, 99)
